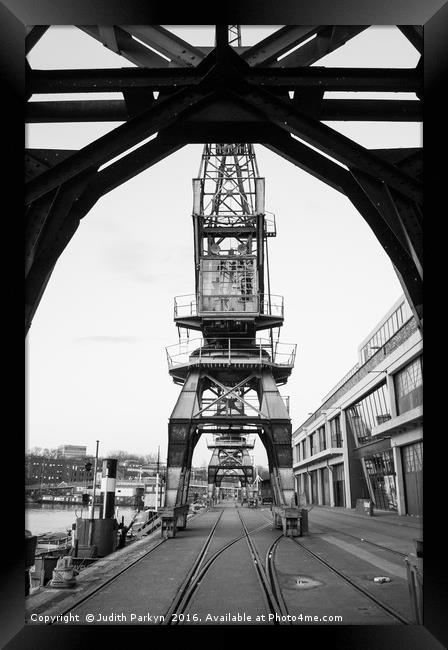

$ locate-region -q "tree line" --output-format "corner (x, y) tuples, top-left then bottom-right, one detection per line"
(26, 447), (160, 465)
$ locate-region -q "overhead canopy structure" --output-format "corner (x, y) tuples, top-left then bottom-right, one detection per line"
(25, 24), (422, 334)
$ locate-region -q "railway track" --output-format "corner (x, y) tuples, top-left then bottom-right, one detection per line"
(46, 506), (277, 625)
(309, 522), (410, 558)
(45, 505), (412, 626)
(46, 510), (204, 623)
(260, 508), (411, 624)
(236, 508), (290, 622)
(163, 506), (286, 625)
(260, 508), (409, 559)
(291, 537), (412, 624)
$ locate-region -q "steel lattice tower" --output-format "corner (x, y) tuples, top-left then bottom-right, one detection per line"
(206, 432), (255, 505)
(162, 139), (301, 537)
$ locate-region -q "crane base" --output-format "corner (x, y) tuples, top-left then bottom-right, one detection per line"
(159, 505), (189, 538)
(272, 506), (308, 537)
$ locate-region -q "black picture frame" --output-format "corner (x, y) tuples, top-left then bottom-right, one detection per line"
(5, 1), (446, 647)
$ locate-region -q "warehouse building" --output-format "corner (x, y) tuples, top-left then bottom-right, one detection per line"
(292, 295), (422, 517)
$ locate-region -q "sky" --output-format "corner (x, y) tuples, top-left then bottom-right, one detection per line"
(25, 26), (421, 467)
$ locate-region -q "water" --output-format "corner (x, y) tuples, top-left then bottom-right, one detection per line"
(25, 503), (140, 536)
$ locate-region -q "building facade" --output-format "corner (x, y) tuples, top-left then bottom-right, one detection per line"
(56, 444), (87, 459)
(25, 455), (93, 486)
(292, 296), (422, 517)
(119, 459), (167, 480)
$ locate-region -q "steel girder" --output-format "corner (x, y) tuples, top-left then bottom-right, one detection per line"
(77, 25), (209, 68)
(398, 25), (423, 53)
(25, 86), (212, 204)
(78, 26), (172, 68)
(91, 134), (184, 197)
(25, 135), (183, 334)
(25, 25), (423, 333)
(165, 364), (296, 519)
(370, 148), (422, 179)
(25, 25), (49, 54)
(208, 447), (254, 489)
(120, 25), (205, 67)
(25, 178), (99, 333)
(271, 26), (370, 68)
(263, 131), (422, 254)
(28, 67), (200, 94)
(224, 85), (422, 204)
(351, 170), (423, 278)
(240, 25), (368, 67)
(25, 148), (76, 182)
(28, 66), (421, 94)
(262, 130), (423, 323)
(77, 25), (368, 69)
(241, 26), (323, 66)
(27, 98), (422, 124)
(342, 176), (423, 323)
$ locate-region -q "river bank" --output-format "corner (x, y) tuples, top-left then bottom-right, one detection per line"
(25, 503), (140, 536)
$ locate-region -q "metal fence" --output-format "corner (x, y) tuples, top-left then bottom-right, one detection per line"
(166, 338), (296, 369)
(174, 293), (284, 319)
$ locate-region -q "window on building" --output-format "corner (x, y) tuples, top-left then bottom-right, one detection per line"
(330, 416), (342, 447)
(309, 432), (316, 456)
(346, 383), (391, 445)
(360, 300), (412, 363)
(363, 450), (397, 511)
(394, 356), (423, 415)
(318, 426), (326, 452)
(301, 440), (307, 460)
(402, 441), (423, 472)
(332, 463), (345, 507)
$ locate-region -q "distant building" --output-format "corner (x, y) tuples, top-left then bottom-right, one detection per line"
(57, 444), (87, 459)
(25, 455), (93, 486)
(119, 459), (167, 480)
(292, 295), (422, 517)
(190, 467), (207, 483)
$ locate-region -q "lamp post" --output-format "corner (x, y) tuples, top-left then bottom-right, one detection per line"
(88, 440), (99, 546)
(155, 446), (160, 511)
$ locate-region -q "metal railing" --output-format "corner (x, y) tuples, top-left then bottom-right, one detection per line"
(199, 294), (260, 315)
(265, 215), (276, 235)
(174, 294), (198, 318)
(200, 213), (276, 235)
(36, 534), (72, 555)
(207, 435), (256, 447)
(174, 293), (284, 319)
(166, 338), (296, 369)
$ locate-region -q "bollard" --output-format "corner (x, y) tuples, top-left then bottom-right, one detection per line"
(299, 508), (309, 535)
(25, 533), (37, 596)
(49, 556), (77, 589)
